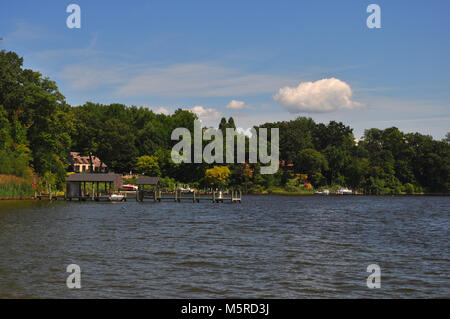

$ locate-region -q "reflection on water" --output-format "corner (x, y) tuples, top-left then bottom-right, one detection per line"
(0, 196), (449, 298)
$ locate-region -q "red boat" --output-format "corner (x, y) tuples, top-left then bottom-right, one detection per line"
(120, 184), (138, 191)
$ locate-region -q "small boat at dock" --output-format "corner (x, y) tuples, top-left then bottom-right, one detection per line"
(336, 188), (353, 195)
(109, 193), (126, 202)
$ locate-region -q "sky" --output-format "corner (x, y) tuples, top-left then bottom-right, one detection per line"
(1, 0), (449, 139)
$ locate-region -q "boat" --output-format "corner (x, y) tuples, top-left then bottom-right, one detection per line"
(336, 188), (353, 195)
(315, 189), (330, 195)
(120, 184), (138, 191)
(109, 193), (125, 202)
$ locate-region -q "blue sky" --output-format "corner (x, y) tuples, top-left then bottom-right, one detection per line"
(1, 0), (449, 139)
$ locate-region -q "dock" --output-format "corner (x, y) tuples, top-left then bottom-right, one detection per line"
(139, 190), (242, 203)
(42, 174), (244, 203)
(135, 177), (242, 203)
(35, 193), (66, 201)
(65, 173), (125, 201)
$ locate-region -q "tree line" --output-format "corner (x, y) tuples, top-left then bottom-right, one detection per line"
(0, 50), (449, 194)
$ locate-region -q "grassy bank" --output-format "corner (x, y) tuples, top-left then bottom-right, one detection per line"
(0, 175), (35, 198)
(266, 190), (314, 195)
(248, 187), (315, 196)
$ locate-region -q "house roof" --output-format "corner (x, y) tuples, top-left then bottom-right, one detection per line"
(70, 152), (107, 167)
(136, 176), (161, 185)
(66, 173), (121, 183)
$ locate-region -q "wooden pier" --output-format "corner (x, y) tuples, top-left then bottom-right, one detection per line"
(211, 190), (242, 203)
(60, 174), (242, 203)
(35, 192), (66, 201)
(137, 189), (242, 203)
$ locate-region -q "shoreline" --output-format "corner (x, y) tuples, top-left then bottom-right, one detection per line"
(0, 193), (448, 201)
(0, 197), (36, 201)
(250, 192), (449, 196)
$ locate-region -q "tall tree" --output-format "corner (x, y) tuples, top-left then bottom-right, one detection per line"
(0, 50), (72, 186)
(294, 148), (328, 177)
(135, 155), (161, 176)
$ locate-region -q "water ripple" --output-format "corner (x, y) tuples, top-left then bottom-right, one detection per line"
(0, 196), (448, 298)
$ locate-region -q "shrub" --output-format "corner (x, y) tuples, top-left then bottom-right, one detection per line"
(0, 174), (34, 197)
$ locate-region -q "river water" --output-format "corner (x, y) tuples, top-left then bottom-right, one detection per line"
(0, 196), (448, 298)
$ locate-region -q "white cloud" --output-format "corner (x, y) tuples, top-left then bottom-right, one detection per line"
(114, 63), (294, 97)
(226, 100), (246, 110)
(190, 106), (222, 122)
(59, 64), (125, 90)
(274, 78), (362, 113)
(154, 106), (170, 115)
(4, 21), (48, 44)
(57, 62), (294, 97)
(142, 105), (170, 115)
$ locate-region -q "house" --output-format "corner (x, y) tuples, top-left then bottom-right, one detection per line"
(69, 152), (107, 173)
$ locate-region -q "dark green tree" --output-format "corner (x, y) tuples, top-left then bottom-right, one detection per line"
(294, 148), (328, 177)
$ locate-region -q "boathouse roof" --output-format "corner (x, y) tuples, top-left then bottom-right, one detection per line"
(136, 176), (161, 185)
(66, 173), (121, 183)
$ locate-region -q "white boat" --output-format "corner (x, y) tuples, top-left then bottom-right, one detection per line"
(109, 194), (125, 201)
(315, 189), (330, 195)
(336, 188), (353, 195)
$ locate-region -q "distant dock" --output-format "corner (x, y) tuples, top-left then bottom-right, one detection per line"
(64, 173), (125, 201)
(136, 189), (242, 203)
(58, 174), (243, 203)
(135, 176), (241, 203)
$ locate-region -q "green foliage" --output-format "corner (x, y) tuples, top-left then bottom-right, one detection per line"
(70, 104), (198, 177)
(135, 155), (161, 176)
(159, 176), (178, 190)
(267, 187), (314, 195)
(294, 148), (328, 176)
(0, 182), (34, 197)
(0, 50), (448, 196)
(0, 175), (34, 197)
(0, 50), (72, 189)
(311, 172), (327, 188)
(254, 118), (449, 194)
(403, 183), (415, 194)
(204, 166), (231, 188)
(284, 178), (299, 192)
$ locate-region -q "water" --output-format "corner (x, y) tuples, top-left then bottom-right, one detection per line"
(0, 196), (448, 298)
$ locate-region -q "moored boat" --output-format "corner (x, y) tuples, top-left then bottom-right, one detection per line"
(336, 188), (353, 195)
(109, 193), (125, 202)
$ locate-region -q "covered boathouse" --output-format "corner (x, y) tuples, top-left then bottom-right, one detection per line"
(66, 173), (123, 200)
(136, 176), (161, 201)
